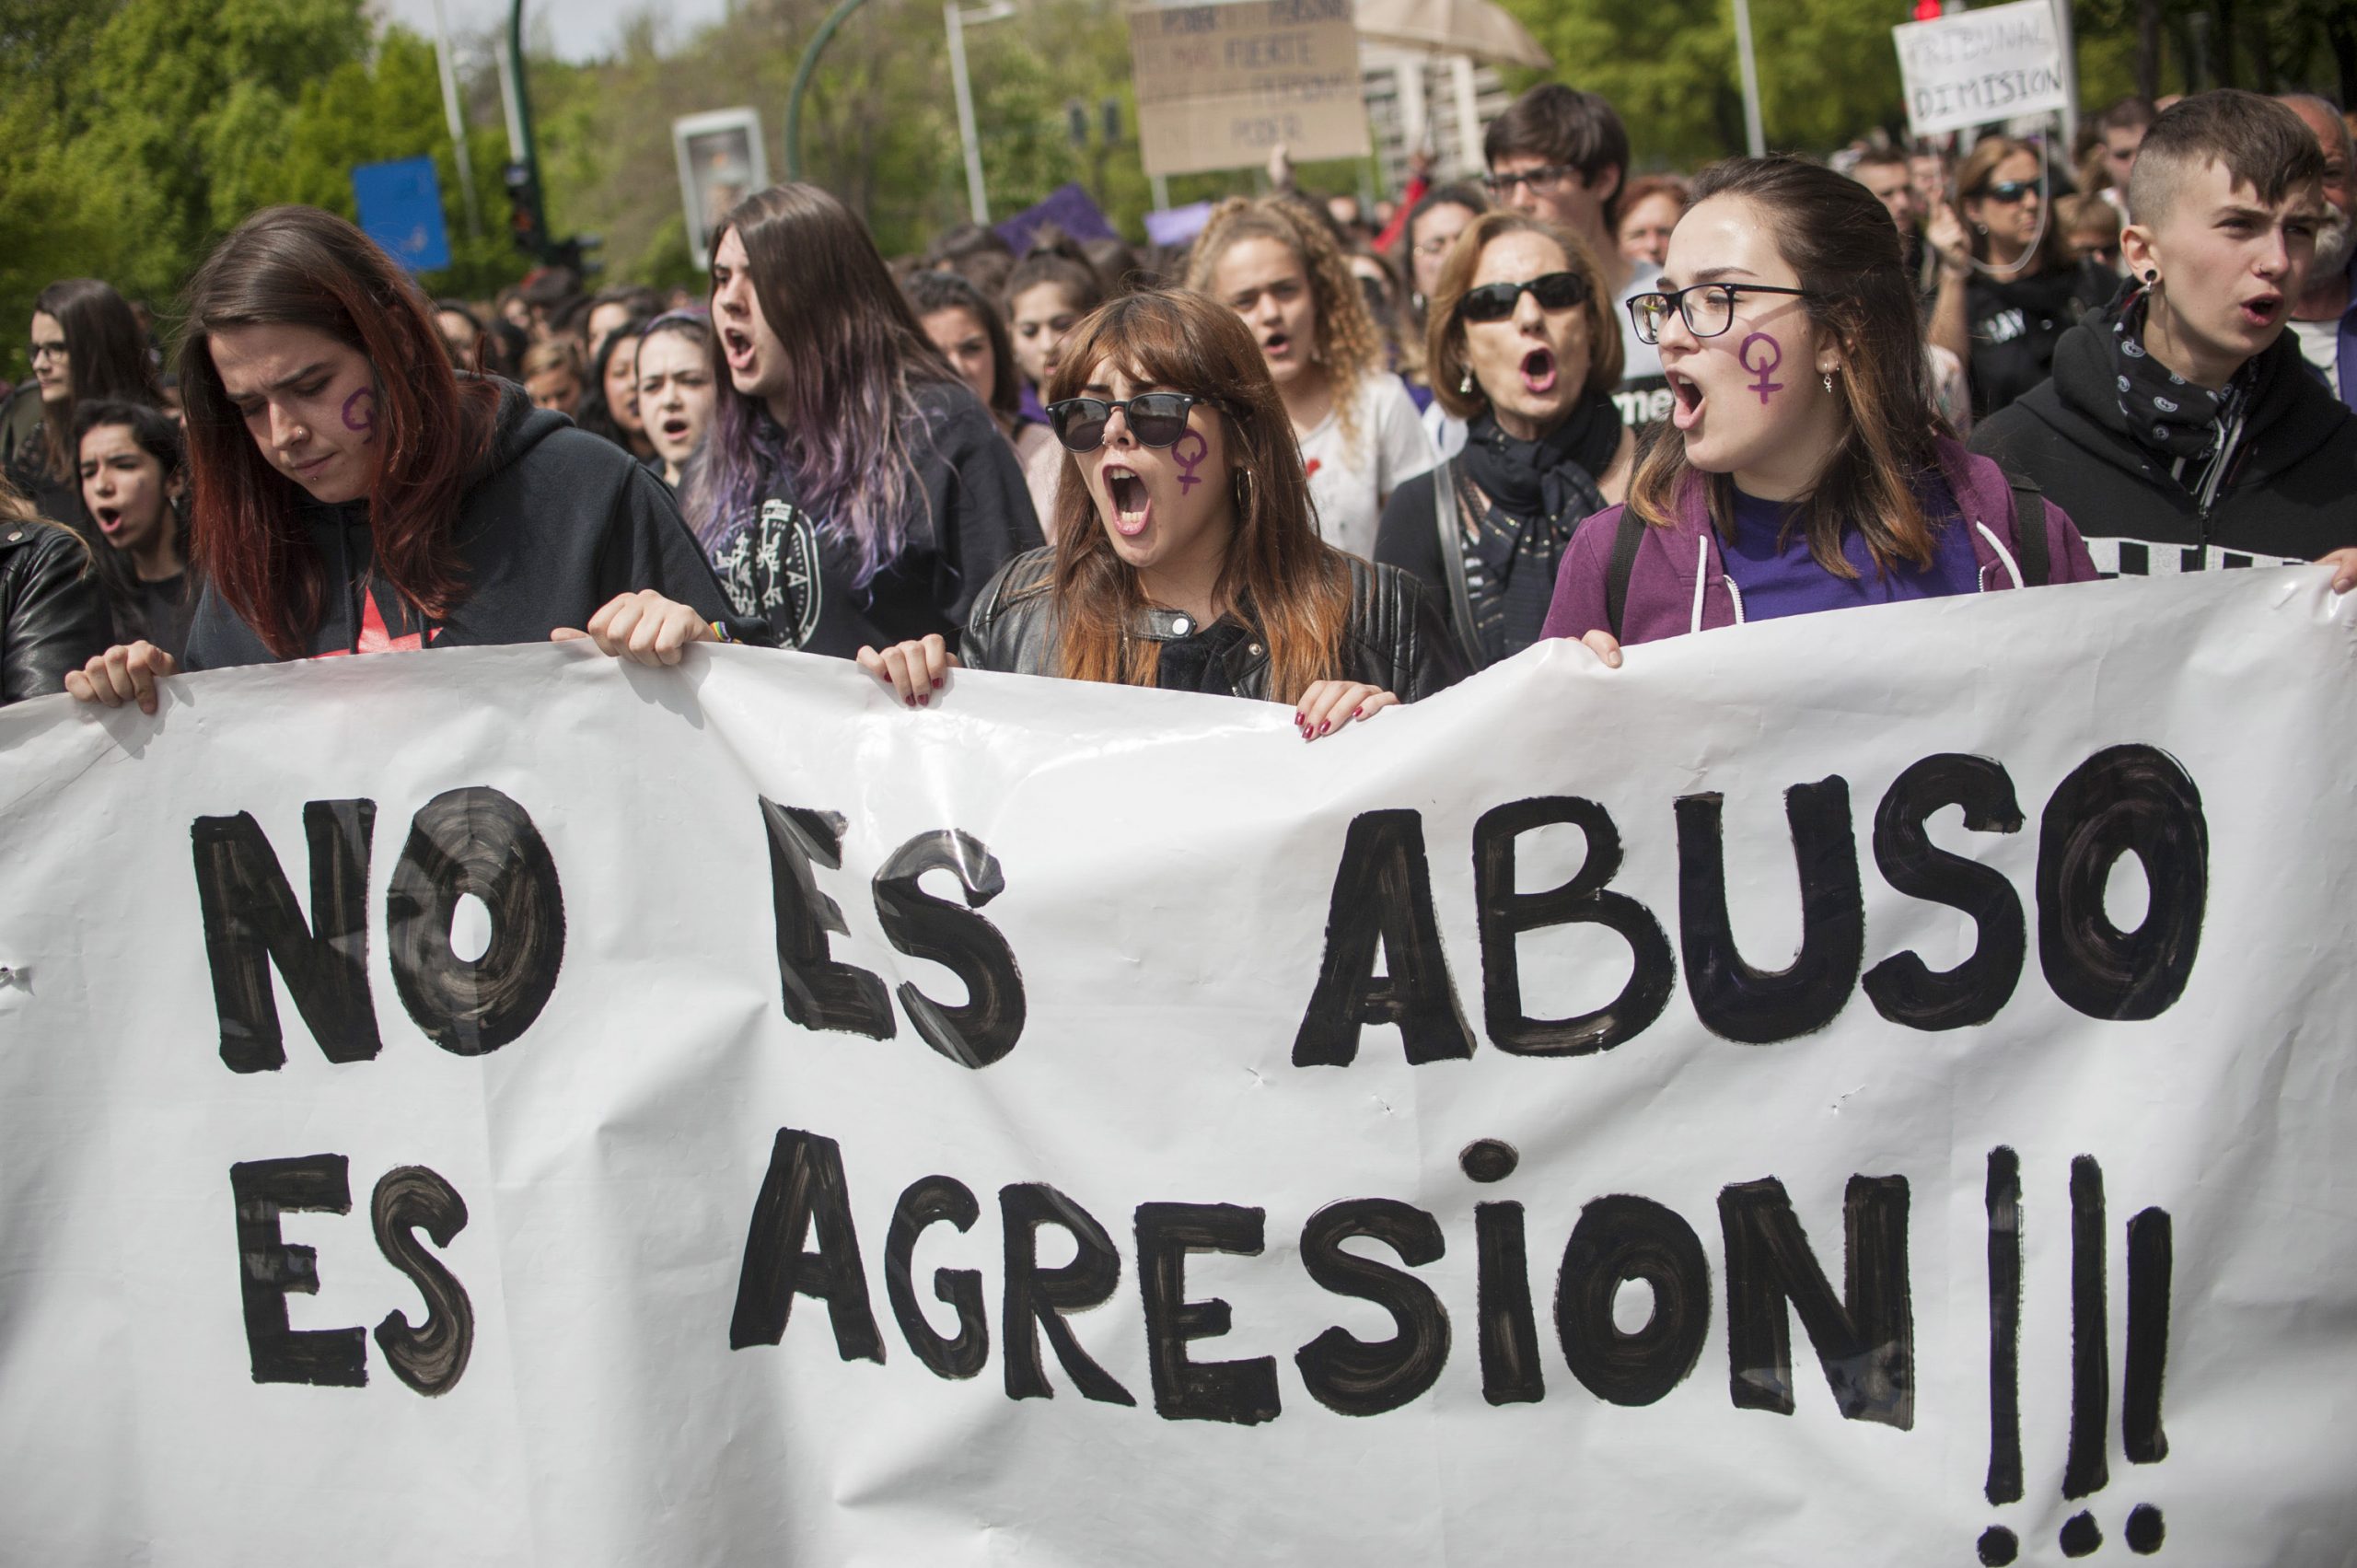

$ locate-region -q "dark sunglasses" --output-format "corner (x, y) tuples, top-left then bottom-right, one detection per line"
(1046, 391), (1210, 453)
(1455, 271), (1590, 323)
(1974, 180), (2037, 204)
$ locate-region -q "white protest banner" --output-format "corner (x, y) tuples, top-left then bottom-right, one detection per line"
(3, 569), (2354, 1564)
(1130, 0), (1370, 177)
(1893, 0), (2071, 137)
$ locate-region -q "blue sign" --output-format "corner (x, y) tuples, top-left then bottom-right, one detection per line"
(352, 157), (452, 273)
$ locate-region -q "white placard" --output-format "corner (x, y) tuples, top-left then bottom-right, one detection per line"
(2, 569), (2355, 1563)
(1893, 0), (2070, 137)
(672, 107), (769, 271)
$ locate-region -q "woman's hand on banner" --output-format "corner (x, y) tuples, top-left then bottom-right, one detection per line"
(2315, 549), (2357, 594)
(65, 641), (179, 714)
(1295, 680), (1396, 741)
(553, 591), (716, 666)
(857, 634), (958, 707)
(1580, 630), (1625, 668)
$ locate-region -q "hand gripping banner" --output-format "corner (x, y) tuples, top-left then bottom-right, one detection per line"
(2, 569), (2352, 1564)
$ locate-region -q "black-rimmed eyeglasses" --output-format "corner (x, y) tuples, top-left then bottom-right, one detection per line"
(1626, 283), (1813, 345)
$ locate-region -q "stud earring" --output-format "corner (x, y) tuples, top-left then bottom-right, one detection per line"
(1459, 370), (1475, 394)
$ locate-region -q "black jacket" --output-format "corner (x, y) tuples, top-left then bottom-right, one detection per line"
(0, 519), (109, 703)
(961, 546), (1467, 702)
(1970, 307), (2357, 574)
(1965, 261), (2119, 420)
(703, 379), (1042, 657)
(185, 381), (749, 668)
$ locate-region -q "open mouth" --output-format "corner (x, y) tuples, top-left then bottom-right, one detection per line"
(1105, 465), (1150, 537)
(721, 326), (757, 371)
(93, 505), (124, 535)
(1668, 370), (1705, 431)
(1261, 331), (1291, 359)
(1520, 347), (1559, 394)
(660, 415), (691, 440)
(2237, 294), (2282, 329)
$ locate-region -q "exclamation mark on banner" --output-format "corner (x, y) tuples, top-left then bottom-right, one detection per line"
(1977, 1153), (2173, 1565)
(1978, 1147), (2025, 1566)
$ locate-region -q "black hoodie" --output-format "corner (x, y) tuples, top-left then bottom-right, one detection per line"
(1970, 302), (2357, 575)
(183, 382), (750, 669)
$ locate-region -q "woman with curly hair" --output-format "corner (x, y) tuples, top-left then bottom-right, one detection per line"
(1186, 195), (1436, 561)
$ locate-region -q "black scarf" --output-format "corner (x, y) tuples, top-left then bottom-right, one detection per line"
(2108, 286), (2251, 465)
(1453, 396), (1618, 663)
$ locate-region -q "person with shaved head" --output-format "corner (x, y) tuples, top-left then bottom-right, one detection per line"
(1971, 91), (2357, 578)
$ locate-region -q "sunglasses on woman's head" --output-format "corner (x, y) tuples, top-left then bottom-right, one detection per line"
(1047, 391), (1209, 453)
(1454, 271), (1590, 323)
(1976, 180), (2037, 203)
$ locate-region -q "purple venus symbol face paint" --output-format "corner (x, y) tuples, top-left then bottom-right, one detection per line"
(1171, 428), (1209, 494)
(342, 387), (378, 442)
(1736, 333), (1784, 404)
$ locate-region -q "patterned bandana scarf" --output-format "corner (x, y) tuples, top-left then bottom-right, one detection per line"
(2109, 286), (2249, 464)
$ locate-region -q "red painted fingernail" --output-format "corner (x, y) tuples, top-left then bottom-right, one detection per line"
(1293, 713), (1306, 726)
(1318, 720), (1331, 736)
(1353, 705), (1367, 720)
(933, 677), (945, 690)
(919, 693), (930, 706)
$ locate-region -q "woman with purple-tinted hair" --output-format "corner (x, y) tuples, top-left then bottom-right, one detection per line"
(679, 183), (1041, 656)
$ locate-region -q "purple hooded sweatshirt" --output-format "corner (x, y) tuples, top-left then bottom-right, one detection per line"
(1540, 437), (2097, 645)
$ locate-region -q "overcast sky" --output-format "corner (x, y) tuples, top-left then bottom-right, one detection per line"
(376, 0), (730, 64)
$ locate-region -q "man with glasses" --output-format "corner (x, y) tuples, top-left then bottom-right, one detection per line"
(1481, 84), (1668, 428)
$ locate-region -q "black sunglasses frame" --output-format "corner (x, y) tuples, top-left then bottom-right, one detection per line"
(1454, 271), (1592, 323)
(1624, 282), (1814, 345)
(1974, 180), (2038, 203)
(1046, 391), (1213, 454)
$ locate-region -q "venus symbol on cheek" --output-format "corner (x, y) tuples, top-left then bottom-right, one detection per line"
(1736, 333), (1784, 404)
(1171, 429), (1209, 494)
(342, 387), (378, 443)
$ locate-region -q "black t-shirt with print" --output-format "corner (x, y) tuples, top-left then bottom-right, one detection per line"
(709, 379), (1042, 657)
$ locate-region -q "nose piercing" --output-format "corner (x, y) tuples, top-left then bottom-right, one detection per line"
(288, 426), (310, 444)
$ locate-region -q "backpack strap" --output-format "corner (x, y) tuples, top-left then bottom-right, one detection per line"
(2005, 472), (2049, 587)
(1433, 459), (1484, 668)
(1604, 508), (1646, 640)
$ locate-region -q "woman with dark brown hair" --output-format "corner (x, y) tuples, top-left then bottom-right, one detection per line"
(856, 290), (1462, 739)
(68, 204), (749, 714)
(679, 182), (1039, 656)
(1376, 210), (1631, 670)
(1544, 156), (2096, 657)
(1928, 136), (2120, 419)
(3, 278), (164, 532)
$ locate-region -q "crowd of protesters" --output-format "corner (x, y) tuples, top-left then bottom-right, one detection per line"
(4, 80), (2352, 725)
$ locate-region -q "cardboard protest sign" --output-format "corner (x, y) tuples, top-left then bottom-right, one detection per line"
(1130, 0), (1371, 176)
(2, 569), (2354, 1563)
(1893, 0), (2071, 137)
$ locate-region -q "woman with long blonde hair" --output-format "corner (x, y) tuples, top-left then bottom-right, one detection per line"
(1185, 196), (1436, 561)
(856, 290), (1463, 738)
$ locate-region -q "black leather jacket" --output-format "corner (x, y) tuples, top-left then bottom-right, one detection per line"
(0, 519), (109, 704)
(962, 546), (1466, 702)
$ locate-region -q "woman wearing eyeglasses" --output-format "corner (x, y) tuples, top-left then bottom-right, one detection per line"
(856, 290), (1464, 739)
(1541, 156), (2096, 659)
(1375, 212), (1631, 671)
(1928, 137), (2121, 421)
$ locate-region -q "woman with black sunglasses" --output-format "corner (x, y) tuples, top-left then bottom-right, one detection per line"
(1542, 157), (2096, 657)
(1375, 212), (1631, 670)
(856, 290), (1463, 738)
(1929, 136), (2120, 421)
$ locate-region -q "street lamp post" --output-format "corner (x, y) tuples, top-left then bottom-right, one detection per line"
(946, 0), (1017, 224)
